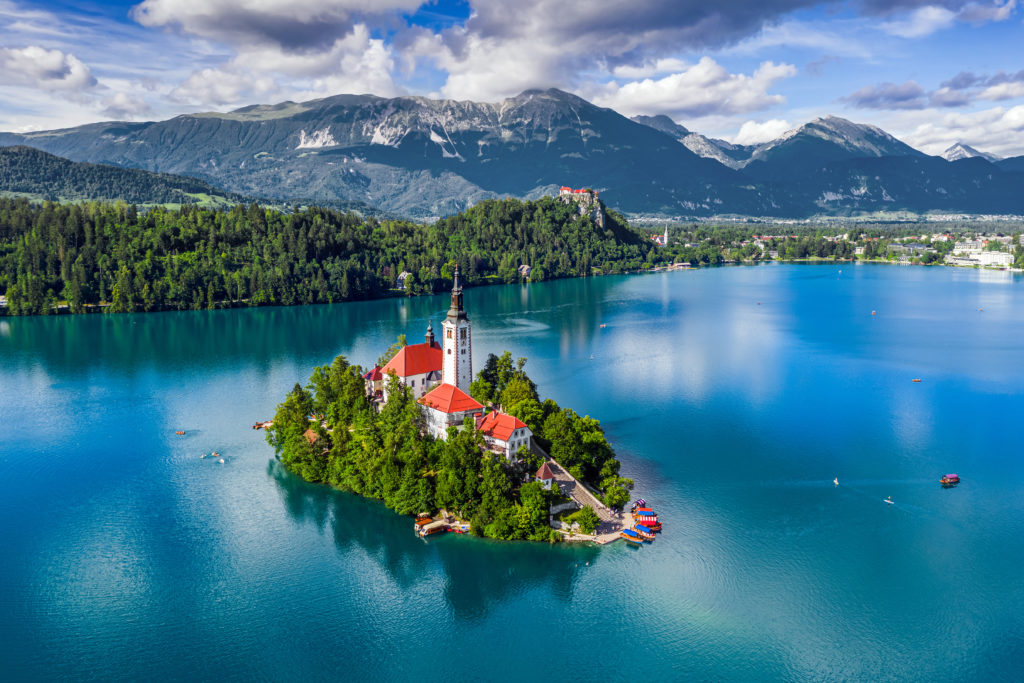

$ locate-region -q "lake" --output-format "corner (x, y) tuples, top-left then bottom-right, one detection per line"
(2, 263), (1024, 681)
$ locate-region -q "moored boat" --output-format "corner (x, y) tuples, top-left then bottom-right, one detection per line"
(418, 520), (448, 537)
(619, 529), (643, 545)
(940, 473), (960, 487)
(634, 524), (656, 541)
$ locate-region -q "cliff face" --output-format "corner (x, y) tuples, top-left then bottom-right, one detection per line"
(558, 189), (605, 228)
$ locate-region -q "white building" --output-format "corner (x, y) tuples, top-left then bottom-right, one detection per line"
(954, 240), (984, 253)
(476, 411), (532, 461)
(380, 323), (443, 400)
(976, 251), (1013, 267)
(441, 266), (473, 393)
(419, 383), (483, 439)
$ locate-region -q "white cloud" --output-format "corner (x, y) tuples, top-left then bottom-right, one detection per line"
(101, 91), (154, 119)
(902, 104), (1024, 156)
(0, 45), (96, 90)
(169, 23), (398, 106)
(978, 81), (1024, 101)
(957, 0), (1017, 23)
(730, 118), (793, 145)
(727, 19), (873, 59)
(881, 6), (956, 38)
(611, 58), (690, 80)
(171, 67), (268, 106)
(590, 58), (796, 119)
(410, 29), (565, 102)
(880, 1), (1017, 38)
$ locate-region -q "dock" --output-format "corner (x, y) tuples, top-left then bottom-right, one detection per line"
(536, 447), (630, 544)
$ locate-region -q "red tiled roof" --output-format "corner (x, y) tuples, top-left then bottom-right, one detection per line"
(382, 342), (441, 377)
(419, 383), (483, 414)
(536, 462), (555, 480)
(362, 366), (383, 381)
(477, 411), (528, 442)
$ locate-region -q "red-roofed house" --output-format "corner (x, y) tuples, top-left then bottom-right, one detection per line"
(419, 383), (483, 438)
(362, 365), (384, 399)
(536, 462), (555, 490)
(381, 323), (442, 399)
(476, 411), (532, 461)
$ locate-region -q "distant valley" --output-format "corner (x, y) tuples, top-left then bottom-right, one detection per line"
(2, 88), (1023, 219)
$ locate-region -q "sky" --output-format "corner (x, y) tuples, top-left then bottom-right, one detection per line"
(1, 0), (1023, 156)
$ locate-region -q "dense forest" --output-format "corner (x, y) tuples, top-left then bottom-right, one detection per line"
(0, 195), (654, 315)
(268, 351), (632, 542)
(0, 146), (247, 206)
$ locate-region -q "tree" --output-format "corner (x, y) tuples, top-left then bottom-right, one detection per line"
(567, 506), (600, 534)
(601, 475), (633, 511)
(376, 334), (407, 367)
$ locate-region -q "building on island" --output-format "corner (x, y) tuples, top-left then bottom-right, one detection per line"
(476, 411), (531, 461)
(380, 323), (443, 400)
(440, 266), (473, 393)
(362, 365), (385, 401)
(370, 266), (534, 458)
(536, 462), (555, 490)
(419, 382), (484, 439)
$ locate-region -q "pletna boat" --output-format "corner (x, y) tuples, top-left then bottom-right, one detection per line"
(619, 529), (643, 545)
(940, 473), (960, 488)
(418, 520), (448, 537)
(634, 524), (656, 541)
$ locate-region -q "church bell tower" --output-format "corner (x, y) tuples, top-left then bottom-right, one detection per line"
(441, 265), (472, 392)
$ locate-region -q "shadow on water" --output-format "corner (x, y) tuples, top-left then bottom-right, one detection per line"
(266, 459), (598, 621)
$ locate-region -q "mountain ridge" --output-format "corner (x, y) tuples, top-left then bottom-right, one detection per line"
(2, 88), (1022, 218)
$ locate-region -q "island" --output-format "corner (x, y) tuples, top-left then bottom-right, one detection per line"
(266, 268), (636, 542)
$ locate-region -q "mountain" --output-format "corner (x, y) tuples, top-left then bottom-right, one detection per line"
(941, 142), (1001, 162)
(0, 145), (245, 206)
(741, 116), (925, 181)
(0, 89), (784, 218)
(631, 114), (755, 169)
(2, 91), (1023, 218)
(996, 156), (1024, 173)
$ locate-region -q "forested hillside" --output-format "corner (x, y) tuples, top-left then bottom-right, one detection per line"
(0, 146), (245, 206)
(0, 196), (653, 315)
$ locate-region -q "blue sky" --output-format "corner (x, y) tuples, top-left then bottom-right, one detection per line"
(1, 0), (1023, 156)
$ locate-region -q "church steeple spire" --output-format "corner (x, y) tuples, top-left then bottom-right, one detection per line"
(441, 265), (472, 391)
(448, 264), (466, 320)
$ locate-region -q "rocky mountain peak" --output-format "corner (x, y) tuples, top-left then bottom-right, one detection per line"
(942, 142), (1001, 162)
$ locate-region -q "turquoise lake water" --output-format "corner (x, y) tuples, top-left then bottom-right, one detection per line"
(3, 263), (1024, 681)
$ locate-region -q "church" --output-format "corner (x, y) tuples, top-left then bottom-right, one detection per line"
(364, 267), (532, 461)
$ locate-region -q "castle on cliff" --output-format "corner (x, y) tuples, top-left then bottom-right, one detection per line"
(558, 186), (605, 229)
